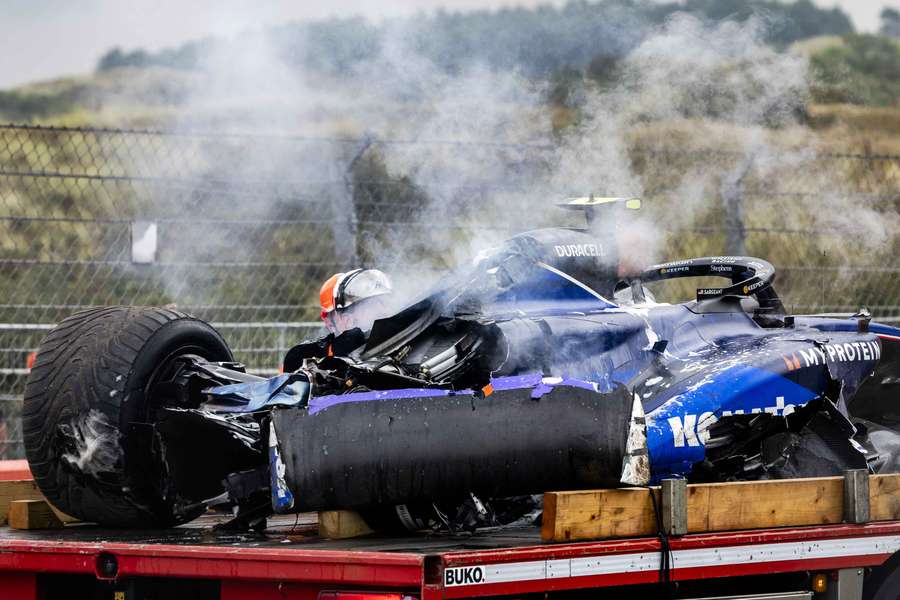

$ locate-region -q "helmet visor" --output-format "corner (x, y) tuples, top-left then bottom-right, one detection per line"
(338, 269), (393, 310)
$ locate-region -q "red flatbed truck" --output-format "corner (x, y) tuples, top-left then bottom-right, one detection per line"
(4, 513), (900, 600)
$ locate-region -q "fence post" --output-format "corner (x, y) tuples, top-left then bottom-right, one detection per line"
(721, 154), (754, 257)
(335, 135), (375, 269)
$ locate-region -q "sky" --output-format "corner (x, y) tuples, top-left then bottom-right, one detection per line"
(0, 0), (896, 89)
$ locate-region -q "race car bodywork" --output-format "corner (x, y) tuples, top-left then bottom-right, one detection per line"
(21, 206), (900, 529)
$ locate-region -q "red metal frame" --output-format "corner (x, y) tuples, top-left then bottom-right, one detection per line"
(1, 522), (899, 599)
(0, 540), (423, 586)
(0, 460), (31, 481)
(436, 522), (900, 598)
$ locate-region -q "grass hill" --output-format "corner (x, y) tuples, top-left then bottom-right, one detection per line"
(0, 2), (897, 153)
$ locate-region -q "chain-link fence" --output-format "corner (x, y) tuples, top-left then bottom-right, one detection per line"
(1, 123), (898, 459)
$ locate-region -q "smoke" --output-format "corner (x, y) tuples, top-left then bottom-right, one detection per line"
(349, 14), (813, 276)
(127, 8), (897, 313)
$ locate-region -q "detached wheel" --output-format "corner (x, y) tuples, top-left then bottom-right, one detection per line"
(22, 307), (233, 527)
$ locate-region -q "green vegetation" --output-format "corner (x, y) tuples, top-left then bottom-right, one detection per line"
(0, 88), (80, 121)
(881, 8), (900, 38)
(2, 0), (892, 126)
(95, 0), (852, 78)
(811, 35), (900, 106)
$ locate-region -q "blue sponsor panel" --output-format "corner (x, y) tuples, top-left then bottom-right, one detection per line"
(646, 364), (819, 479)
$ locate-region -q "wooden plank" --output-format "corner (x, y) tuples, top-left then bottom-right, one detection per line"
(687, 477), (843, 533)
(542, 487), (659, 542)
(318, 510), (374, 540)
(0, 479), (78, 525)
(870, 473), (900, 520)
(8, 500), (64, 530)
(543, 475), (888, 543)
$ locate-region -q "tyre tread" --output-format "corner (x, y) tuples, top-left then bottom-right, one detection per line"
(23, 306), (231, 526)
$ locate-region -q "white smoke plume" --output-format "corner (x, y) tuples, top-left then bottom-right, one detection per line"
(126, 8), (897, 312)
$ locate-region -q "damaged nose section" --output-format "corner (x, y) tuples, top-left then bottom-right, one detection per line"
(268, 379), (637, 512)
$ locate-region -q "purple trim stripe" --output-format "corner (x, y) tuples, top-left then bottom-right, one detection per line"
(307, 373), (602, 414)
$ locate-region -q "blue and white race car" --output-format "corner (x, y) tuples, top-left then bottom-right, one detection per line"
(22, 201), (900, 529)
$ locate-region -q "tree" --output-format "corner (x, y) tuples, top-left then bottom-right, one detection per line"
(810, 34), (900, 106)
(96, 48), (125, 72)
(92, 0), (858, 77)
(96, 48), (152, 72)
(882, 8), (900, 37)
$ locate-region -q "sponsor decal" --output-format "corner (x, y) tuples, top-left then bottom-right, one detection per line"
(797, 341), (881, 367)
(668, 397), (798, 448)
(553, 244), (602, 258)
(743, 279), (767, 294)
(660, 265), (690, 274)
(710, 264), (733, 273)
(445, 566), (485, 587)
(668, 412), (715, 447)
(782, 353), (801, 371)
(710, 256), (740, 264)
(721, 395), (796, 418)
(658, 259), (694, 268)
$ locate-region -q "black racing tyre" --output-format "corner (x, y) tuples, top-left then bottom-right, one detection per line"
(22, 307), (233, 527)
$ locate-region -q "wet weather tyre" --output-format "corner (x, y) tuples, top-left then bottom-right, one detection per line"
(22, 307), (233, 527)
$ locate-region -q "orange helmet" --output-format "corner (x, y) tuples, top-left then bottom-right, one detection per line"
(319, 273), (342, 319)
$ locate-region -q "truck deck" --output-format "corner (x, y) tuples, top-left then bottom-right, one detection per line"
(0, 513), (541, 554)
(4, 512), (900, 599)
(5, 463), (900, 599)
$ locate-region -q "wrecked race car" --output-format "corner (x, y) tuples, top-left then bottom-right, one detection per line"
(21, 200), (900, 530)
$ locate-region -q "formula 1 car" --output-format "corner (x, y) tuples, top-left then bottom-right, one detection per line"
(21, 199), (900, 529)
